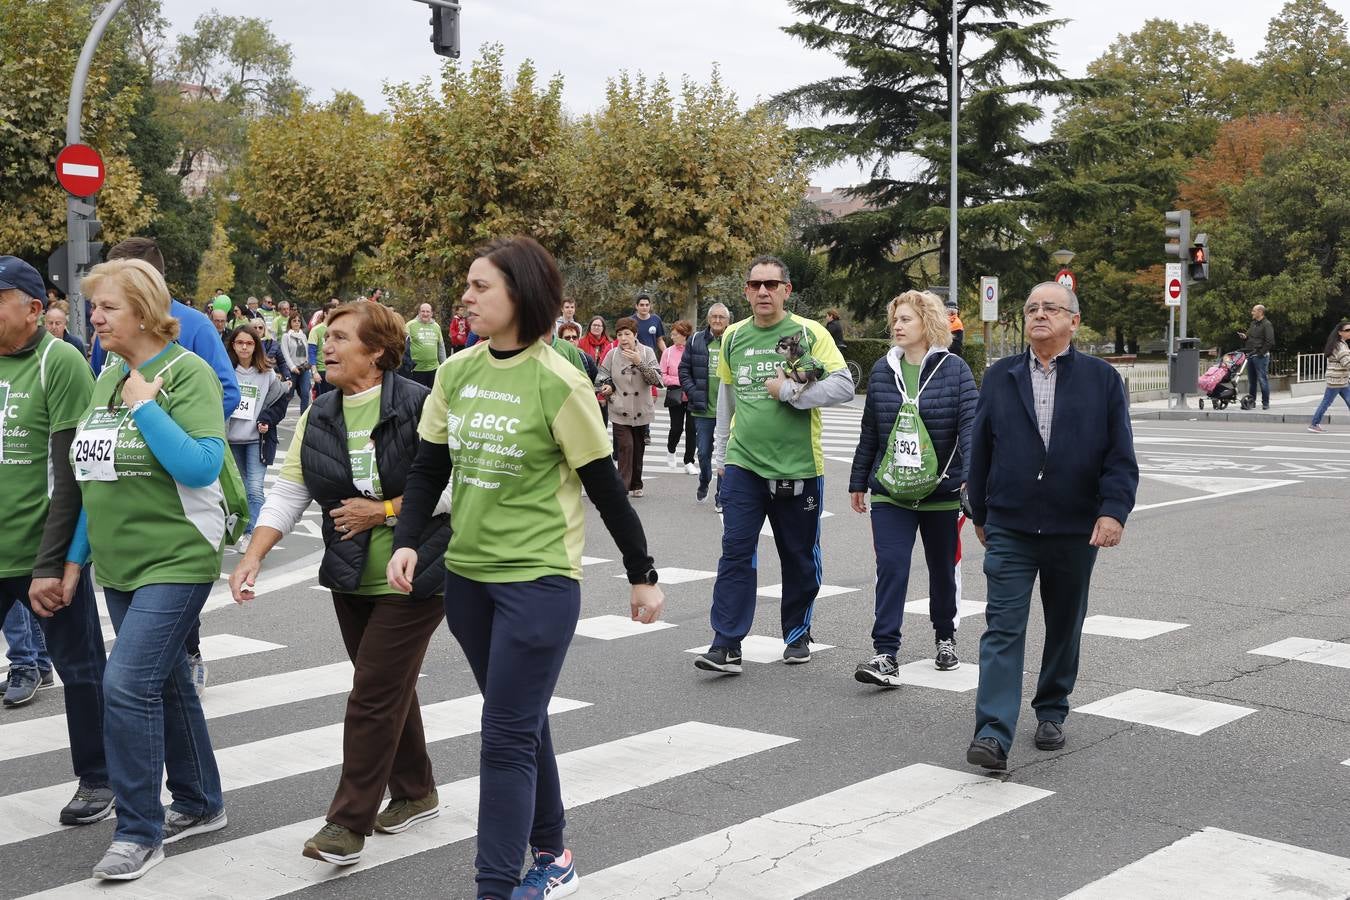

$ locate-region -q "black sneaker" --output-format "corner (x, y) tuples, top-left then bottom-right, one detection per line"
(694, 646), (742, 674)
(61, 783), (115, 825)
(934, 637), (960, 671)
(783, 636), (811, 664)
(854, 653), (900, 687)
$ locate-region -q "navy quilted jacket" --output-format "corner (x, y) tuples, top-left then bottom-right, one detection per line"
(849, 348), (979, 503)
(678, 326), (718, 414)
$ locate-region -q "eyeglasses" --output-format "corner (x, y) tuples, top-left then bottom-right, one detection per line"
(1023, 303), (1073, 317)
(562, 334), (579, 341)
(745, 280), (786, 292)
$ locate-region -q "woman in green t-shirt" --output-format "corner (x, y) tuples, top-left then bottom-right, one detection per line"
(228, 301), (451, 867)
(387, 236), (665, 900)
(68, 258), (228, 881)
(848, 290), (978, 686)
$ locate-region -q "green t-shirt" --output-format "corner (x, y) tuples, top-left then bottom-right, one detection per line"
(0, 332), (96, 576)
(419, 341), (611, 583)
(692, 333), (722, 419)
(74, 344), (227, 590)
(872, 357), (960, 512)
(717, 313), (848, 480)
(550, 336), (589, 375)
(308, 323), (328, 371)
(280, 385), (399, 595)
(273, 314), (290, 340)
(406, 320), (444, 372)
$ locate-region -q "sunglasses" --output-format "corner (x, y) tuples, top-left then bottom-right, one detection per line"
(745, 279), (786, 292)
(562, 334), (579, 341)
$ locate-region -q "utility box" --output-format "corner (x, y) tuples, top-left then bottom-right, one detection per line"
(1169, 338), (1200, 393)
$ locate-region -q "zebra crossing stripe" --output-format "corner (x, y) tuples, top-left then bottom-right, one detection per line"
(0, 661), (354, 765)
(1061, 827), (1350, 899)
(581, 763), (1050, 898)
(5, 634), (284, 689)
(19, 721), (795, 899)
(0, 694), (589, 849)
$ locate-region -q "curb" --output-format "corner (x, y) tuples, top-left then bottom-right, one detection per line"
(1129, 409), (1338, 425)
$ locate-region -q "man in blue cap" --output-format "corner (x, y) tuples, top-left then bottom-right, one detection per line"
(0, 255), (114, 824)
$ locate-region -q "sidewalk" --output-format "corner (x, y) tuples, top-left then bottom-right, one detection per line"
(1129, 392), (1343, 424)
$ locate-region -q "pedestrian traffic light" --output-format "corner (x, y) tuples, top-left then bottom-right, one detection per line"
(430, 3), (460, 58)
(1189, 233), (1209, 282)
(1165, 209), (1190, 260)
(71, 218), (102, 267)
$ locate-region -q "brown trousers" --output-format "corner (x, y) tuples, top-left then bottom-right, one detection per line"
(613, 423), (646, 491)
(327, 591), (445, 834)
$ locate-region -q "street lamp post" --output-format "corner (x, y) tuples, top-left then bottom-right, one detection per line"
(948, 2), (959, 313)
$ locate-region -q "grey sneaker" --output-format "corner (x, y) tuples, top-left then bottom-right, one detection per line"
(374, 789), (440, 833)
(162, 807), (227, 844)
(3, 667), (45, 707)
(693, 646), (742, 674)
(854, 653), (901, 687)
(92, 841), (164, 881)
(783, 635), (812, 664)
(186, 653), (208, 699)
(60, 782), (115, 825)
(935, 637), (960, 670)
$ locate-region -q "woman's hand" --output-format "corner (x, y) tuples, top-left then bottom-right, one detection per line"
(229, 556), (262, 604)
(122, 370), (163, 406)
(850, 491), (869, 514)
(630, 584), (665, 624)
(329, 497), (385, 540)
(599, 384), (614, 398)
(622, 347), (640, 364)
(258, 422), (270, 434)
(387, 547), (418, 594)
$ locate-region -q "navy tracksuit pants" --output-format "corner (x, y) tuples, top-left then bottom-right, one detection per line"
(709, 465), (824, 649)
(443, 572), (580, 900)
(869, 503), (960, 655)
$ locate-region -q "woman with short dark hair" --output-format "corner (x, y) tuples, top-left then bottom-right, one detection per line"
(387, 236), (665, 900)
(660, 319), (697, 473)
(229, 301), (451, 867)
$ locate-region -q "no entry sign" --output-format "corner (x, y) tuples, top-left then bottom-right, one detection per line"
(55, 144), (105, 196)
(1165, 262), (1183, 307)
(1055, 268), (1077, 293)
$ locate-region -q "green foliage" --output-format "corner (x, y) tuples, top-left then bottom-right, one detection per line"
(842, 338), (890, 390)
(1249, 0), (1350, 116)
(570, 67), (805, 321)
(194, 219), (235, 303)
(960, 341), (986, 386)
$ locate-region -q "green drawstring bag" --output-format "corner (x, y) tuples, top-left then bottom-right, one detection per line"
(875, 355), (955, 505)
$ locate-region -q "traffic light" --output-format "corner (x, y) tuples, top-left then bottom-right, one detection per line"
(1189, 233), (1209, 282)
(1165, 209), (1190, 260)
(71, 218), (102, 266)
(430, 3), (460, 58)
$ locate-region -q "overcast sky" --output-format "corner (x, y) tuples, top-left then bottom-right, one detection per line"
(158, 0), (1349, 189)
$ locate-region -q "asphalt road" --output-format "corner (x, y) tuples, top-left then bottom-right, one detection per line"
(2, 405), (1348, 899)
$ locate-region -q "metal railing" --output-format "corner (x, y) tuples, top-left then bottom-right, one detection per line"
(1111, 361), (1170, 401)
(1296, 352), (1327, 383)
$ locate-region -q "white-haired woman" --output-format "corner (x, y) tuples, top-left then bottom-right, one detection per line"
(849, 290), (978, 686)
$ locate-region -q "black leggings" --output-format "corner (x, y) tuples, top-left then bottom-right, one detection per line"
(666, 402), (696, 462)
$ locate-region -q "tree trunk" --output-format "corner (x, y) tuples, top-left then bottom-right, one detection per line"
(682, 273), (699, 327)
(1114, 326), (1125, 354)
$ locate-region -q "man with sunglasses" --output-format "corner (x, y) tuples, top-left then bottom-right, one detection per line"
(694, 256), (854, 674)
(0, 255), (113, 825)
(964, 282), (1138, 771)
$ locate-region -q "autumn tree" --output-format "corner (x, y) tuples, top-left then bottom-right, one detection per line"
(373, 46), (568, 291)
(1247, 0), (1350, 116)
(238, 93), (384, 300)
(1179, 114), (1306, 221)
(571, 69), (804, 322)
(194, 218), (236, 303)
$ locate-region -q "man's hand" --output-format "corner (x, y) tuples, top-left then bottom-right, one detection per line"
(122, 370), (163, 406)
(229, 557), (262, 604)
(330, 497), (385, 540)
(764, 366), (790, 401)
(1236, 331), (1247, 340)
(630, 584), (665, 624)
(850, 491), (868, 514)
(974, 525), (987, 548)
(1089, 516), (1124, 548)
(29, 576), (64, 617)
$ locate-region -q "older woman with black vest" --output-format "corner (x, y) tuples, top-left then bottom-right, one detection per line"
(228, 301), (451, 867)
(849, 290), (978, 686)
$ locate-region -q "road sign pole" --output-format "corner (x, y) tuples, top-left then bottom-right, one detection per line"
(63, 0), (125, 345)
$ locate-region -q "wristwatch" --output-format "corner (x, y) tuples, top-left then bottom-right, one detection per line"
(629, 567), (659, 586)
(383, 499), (397, 526)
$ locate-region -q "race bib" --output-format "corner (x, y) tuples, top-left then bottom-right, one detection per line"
(73, 409), (123, 482)
(351, 442), (380, 499)
(0, 383), (9, 463)
(891, 411), (922, 469)
(231, 383), (260, 421)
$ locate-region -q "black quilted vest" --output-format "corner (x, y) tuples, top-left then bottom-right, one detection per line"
(300, 370), (450, 599)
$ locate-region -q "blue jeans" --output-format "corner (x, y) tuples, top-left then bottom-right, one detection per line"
(443, 572), (580, 900)
(103, 582), (222, 845)
(230, 442), (267, 536)
(869, 503), (959, 655)
(1310, 384), (1350, 426)
(291, 367), (311, 415)
(1246, 354), (1270, 406)
(0, 571), (107, 786)
(709, 465), (824, 649)
(4, 600), (52, 672)
(973, 526), (1098, 752)
(693, 415), (721, 500)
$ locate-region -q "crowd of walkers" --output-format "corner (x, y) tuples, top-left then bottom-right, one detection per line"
(1, 231), (1149, 898)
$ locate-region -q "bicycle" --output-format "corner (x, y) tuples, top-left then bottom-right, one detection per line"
(845, 359), (863, 390)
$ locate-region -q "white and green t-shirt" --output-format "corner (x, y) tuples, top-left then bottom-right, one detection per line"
(406, 319), (444, 372)
(692, 333), (722, 419)
(717, 313), (848, 480)
(419, 341), (611, 583)
(0, 332), (95, 577)
(73, 344), (227, 590)
(280, 385), (398, 595)
(308, 323), (328, 372)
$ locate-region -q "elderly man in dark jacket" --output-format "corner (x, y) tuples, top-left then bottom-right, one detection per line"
(678, 302), (731, 506)
(965, 282), (1138, 771)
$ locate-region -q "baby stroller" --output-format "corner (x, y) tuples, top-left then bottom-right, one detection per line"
(1197, 351), (1248, 410)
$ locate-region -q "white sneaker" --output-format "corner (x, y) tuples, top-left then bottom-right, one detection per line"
(684, 462), (698, 475)
(93, 841), (164, 881)
(666, 452), (677, 469)
(236, 533), (251, 554)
